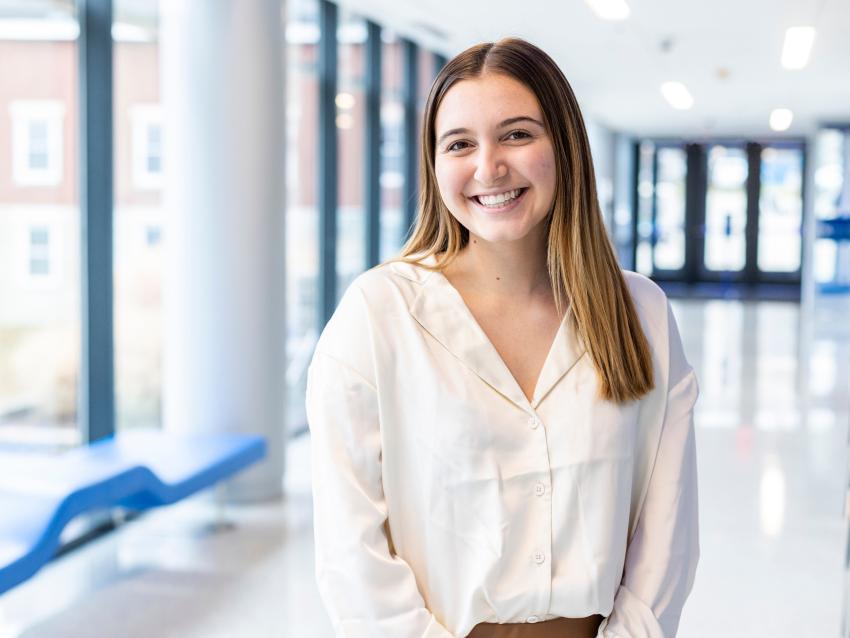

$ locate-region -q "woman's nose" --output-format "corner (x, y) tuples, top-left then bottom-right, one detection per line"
(473, 144), (508, 185)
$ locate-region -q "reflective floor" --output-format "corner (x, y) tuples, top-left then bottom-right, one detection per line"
(673, 295), (850, 638)
(0, 295), (848, 638)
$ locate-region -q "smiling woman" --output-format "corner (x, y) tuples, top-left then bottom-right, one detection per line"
(306, 37), (700, 638)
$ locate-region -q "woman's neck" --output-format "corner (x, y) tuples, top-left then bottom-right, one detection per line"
(442, 238), (553, 305)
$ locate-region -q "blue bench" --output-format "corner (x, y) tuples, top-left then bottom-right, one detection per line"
(0, 428), (266, 595)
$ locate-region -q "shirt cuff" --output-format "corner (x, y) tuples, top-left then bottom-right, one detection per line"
(597, 584), (665, 638)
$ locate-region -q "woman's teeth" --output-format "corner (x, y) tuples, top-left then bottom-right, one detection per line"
(476, 188), (523, 207)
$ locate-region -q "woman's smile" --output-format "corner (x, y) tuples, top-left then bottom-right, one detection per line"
(468, 186), (529, 214)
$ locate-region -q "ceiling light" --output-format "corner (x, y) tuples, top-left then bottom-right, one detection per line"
(769, 108), (793, 131)
(585, 0), (630, 20)
(781, 26), (816, 69)
(660, 82), (694, 110)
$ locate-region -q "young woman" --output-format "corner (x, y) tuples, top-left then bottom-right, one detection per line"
(306, 38), (699, 638)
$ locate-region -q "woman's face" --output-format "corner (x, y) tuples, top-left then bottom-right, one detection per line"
(433, 72), (557, 246)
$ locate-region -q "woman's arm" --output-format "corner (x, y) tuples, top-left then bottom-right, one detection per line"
(599, 301), (700, 638)
(307, 342), (455, 637)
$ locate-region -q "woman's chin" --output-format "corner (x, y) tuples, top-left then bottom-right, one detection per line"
(469, 227), (534, 244)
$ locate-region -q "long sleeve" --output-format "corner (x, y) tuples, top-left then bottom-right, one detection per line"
(599, 301), (700, 638)
(306, 348), (455, 638)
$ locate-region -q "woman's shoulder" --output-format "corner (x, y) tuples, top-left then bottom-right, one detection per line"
(339, 254), (441, 314)
(311, 256), (437, 378)
(618, 269), (673, 355)
(359, 253), (440, 289)
(620, 269), (667, 308)
(620, 269), (669, 324)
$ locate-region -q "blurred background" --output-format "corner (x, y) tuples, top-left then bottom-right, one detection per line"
(0, 0), (848, 636)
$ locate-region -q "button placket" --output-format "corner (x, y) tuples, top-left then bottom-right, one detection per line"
(525, 407), (553, 616)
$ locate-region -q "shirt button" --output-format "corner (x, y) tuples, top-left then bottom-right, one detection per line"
(528, 415), (540, 429)
(533, 551), (545, 564)
(534, 482), (546, 496)
(526, 616), (540, 623)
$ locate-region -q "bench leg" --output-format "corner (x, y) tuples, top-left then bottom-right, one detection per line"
(211, 482), (236, 532)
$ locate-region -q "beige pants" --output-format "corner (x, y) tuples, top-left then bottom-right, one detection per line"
(466, 615), (604, 638)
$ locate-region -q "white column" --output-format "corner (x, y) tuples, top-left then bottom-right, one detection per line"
(160, 0), (285, 502)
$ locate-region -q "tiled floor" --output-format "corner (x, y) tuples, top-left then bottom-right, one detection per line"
(1, 295), (848, 638)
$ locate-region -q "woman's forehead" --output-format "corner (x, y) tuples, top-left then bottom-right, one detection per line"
(435, 74), (541, 130)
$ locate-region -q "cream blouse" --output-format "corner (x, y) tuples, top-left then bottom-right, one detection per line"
(305, 254), (700, 638)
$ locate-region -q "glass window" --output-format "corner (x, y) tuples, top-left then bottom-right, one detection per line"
(28, 226), (51, 276)
(113, 1), (163, 431)
(635, 141), (655, 276)
(654, 146), (687, 271)
(611, 136), (635, 268)
(758, 146), (803, 273)
(416, 45), (434, 147)
(705, 145), (748, 272)
(335, 11), (367, 301)
(10, 100), (65, 186)
(814, 129), (845, 220)
(0, 4), (81, 450)
(28, 119), (50, 169)
(145, 224), (161, 246)
(379, 29), (405, 262)
(129, 104), (163, 190)
(147, 125), (161, 171)
(285, 0), (320, 434)
(813, 128), (847, 286)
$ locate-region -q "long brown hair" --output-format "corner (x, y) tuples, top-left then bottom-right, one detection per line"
(386, 37), (653, 404)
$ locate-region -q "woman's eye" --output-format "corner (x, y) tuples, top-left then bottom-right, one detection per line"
(446, 140), (470, 152)
(506, 130), (531, 141)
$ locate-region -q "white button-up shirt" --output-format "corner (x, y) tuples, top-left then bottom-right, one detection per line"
(306, 254), (699, 638)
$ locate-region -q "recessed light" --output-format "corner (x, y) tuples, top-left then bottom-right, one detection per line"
(585, 0), (630, 21)
(769, 108), (793, 131)
(660, 81), (694, 110)
(781, 26), (816, 70)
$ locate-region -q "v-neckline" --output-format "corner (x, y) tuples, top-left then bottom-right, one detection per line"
(434, 267), (568, 405)
(396, 253), (588, 409)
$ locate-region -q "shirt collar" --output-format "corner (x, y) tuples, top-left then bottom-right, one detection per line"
(402, 253), (586, 410)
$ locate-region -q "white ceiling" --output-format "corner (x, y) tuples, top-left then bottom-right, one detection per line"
(340, 0), (850, 138)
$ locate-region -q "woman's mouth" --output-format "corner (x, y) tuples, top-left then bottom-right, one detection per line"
(469, 187), (528, 212)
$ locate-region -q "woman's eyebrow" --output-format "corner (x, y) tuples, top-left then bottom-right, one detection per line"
(436, 116), (544, 145)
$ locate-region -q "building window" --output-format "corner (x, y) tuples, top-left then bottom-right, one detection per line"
(130, 104), (163, 190)
(28, 226), (51, 276)
(10, 100), (65, 187)
(145, 225), (162, 246)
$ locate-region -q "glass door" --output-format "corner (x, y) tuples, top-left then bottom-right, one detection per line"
(635, 142), (687, 278)
(757, 145), (804, 279)
(702, 144), (748, 280)
(653, 146), (688, 273)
